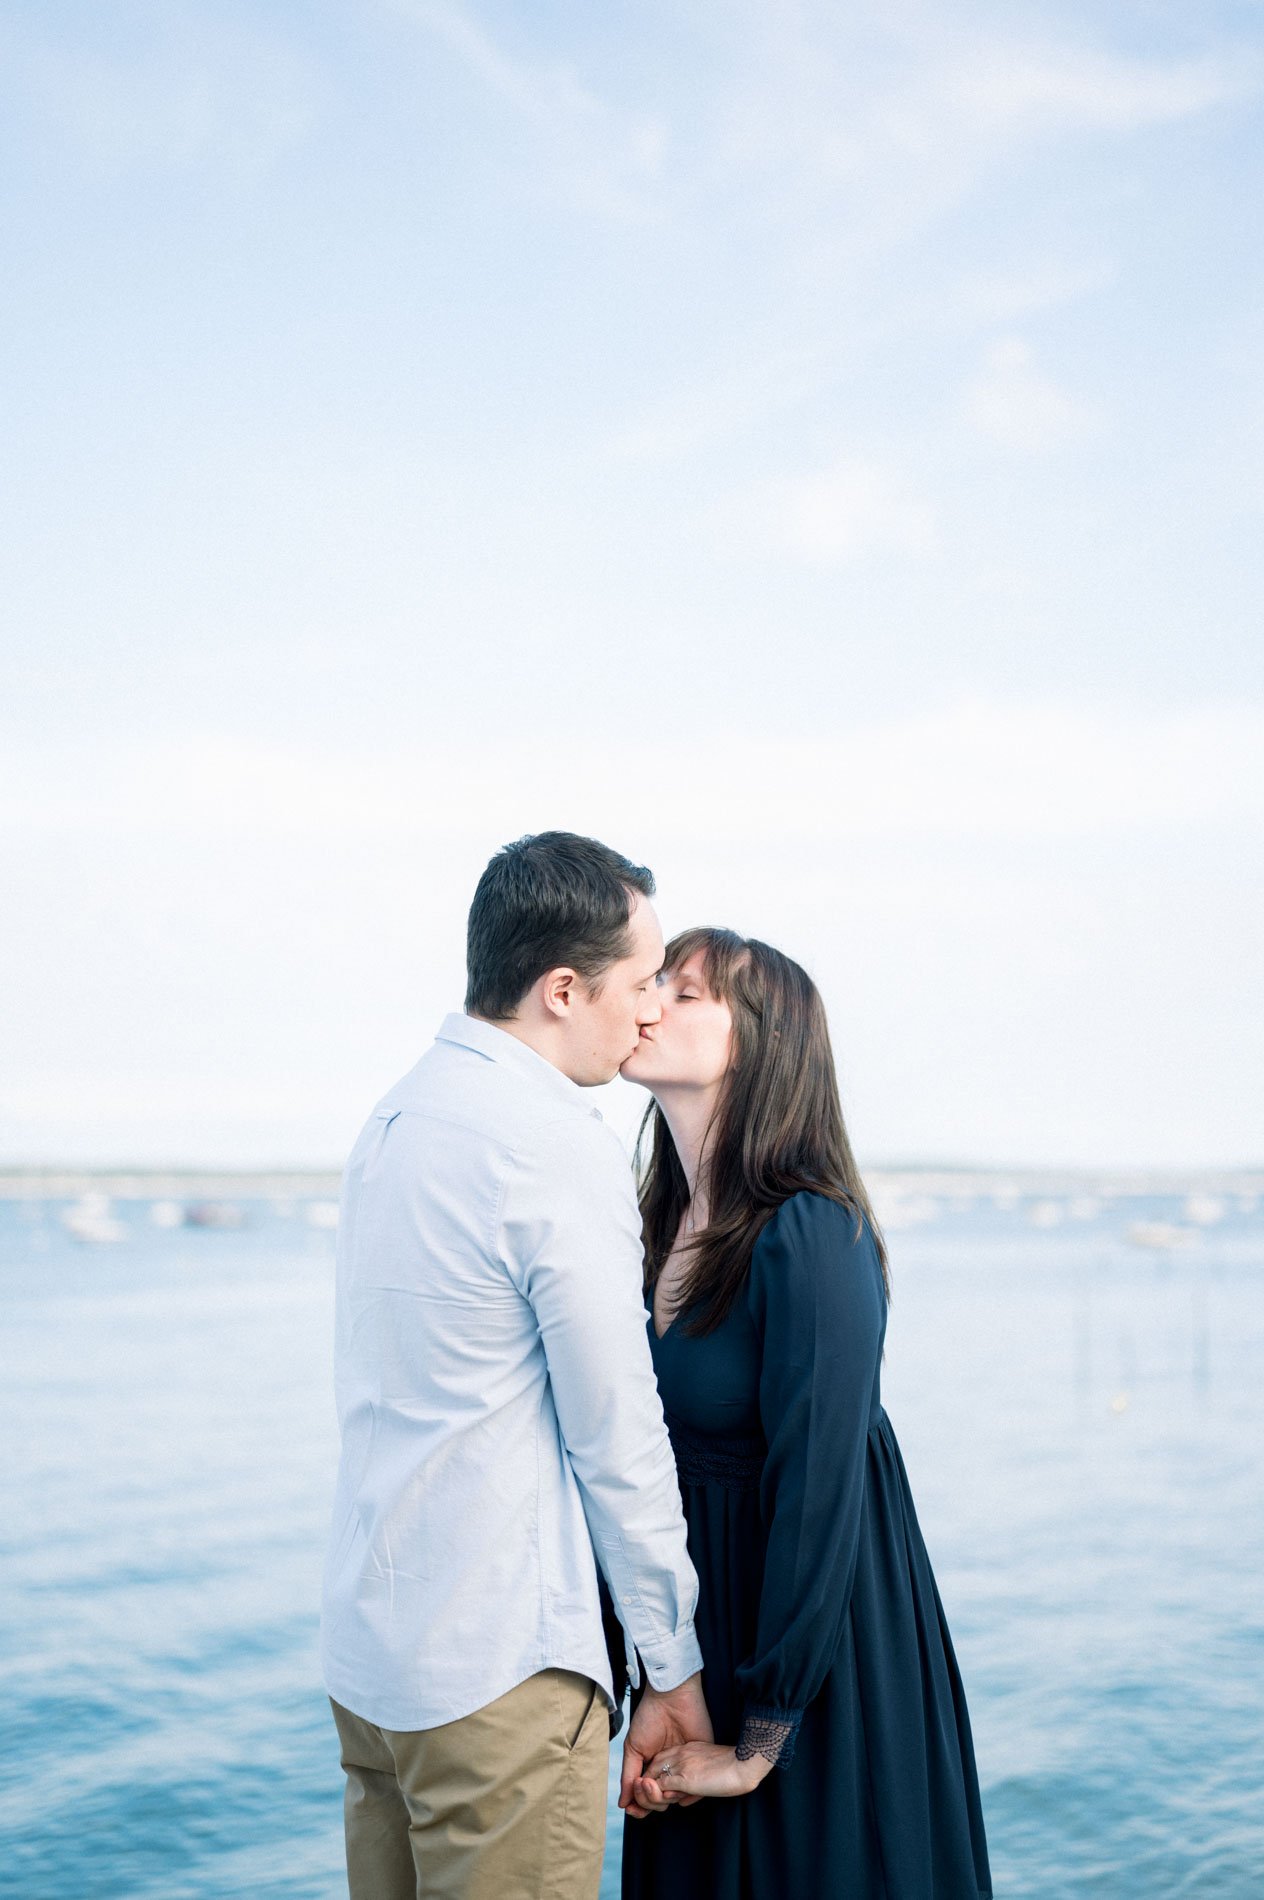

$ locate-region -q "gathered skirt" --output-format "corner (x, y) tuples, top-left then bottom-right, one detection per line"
(621, 1412), (992, 1899)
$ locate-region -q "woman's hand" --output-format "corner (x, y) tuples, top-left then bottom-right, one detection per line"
(619, 1675), (713, 1820)
(632, 1741), (774, 1811)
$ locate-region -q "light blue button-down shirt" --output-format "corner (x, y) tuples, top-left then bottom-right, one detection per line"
(320, 1012), (703, 1731)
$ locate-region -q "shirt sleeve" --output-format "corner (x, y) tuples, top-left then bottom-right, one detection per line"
(733, 1191), (885, 1767)
(498, 1112), (703, 1694)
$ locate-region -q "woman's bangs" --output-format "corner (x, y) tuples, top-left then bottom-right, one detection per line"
(662, 927), (749, 1003)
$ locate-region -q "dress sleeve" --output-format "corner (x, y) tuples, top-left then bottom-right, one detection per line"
(733, 1192), (885, 1768)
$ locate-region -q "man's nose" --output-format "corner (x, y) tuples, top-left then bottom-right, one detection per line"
(641, 990), (663, 1025)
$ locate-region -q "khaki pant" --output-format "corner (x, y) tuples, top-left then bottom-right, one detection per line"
(331, 1670), (609, 1900)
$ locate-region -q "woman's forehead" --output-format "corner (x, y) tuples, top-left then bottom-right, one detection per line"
(664, 929), (748, 993)
(667, 949), (710, 984)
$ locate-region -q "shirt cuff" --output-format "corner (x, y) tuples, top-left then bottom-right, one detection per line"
(635, 1625), (705, 1693)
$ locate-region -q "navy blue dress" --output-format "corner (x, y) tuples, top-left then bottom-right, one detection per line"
(622, 1191), (991, 1899)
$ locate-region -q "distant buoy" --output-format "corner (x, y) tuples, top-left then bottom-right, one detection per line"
(183, 1202), (245, 1230)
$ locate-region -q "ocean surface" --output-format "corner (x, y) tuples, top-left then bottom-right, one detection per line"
(1, 1177), (1261, 1898)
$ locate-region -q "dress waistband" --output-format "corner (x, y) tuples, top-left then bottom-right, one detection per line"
(665, 1413), (766, 1491)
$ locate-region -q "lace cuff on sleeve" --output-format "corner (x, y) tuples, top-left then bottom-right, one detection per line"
(735, 1704), (803, 1768)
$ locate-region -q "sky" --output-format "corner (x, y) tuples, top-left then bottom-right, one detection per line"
(1, 0), (1261, 1170)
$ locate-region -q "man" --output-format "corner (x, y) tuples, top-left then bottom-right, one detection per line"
(321, 831), (711, 1900)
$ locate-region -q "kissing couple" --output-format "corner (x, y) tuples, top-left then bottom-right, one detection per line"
(321, 831), (991, 1899)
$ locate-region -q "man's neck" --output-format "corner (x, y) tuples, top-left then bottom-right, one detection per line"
(471, 1010), (569, 1078)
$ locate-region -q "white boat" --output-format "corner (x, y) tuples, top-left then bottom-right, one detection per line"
(1125, 1220), (1190, 1251)
(872, 1194), (940, 1230)
(62, 1195), (125, 1244)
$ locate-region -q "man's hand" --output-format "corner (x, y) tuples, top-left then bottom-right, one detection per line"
(619, 1674), (712, 1819)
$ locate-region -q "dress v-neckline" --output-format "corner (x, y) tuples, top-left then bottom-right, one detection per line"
(649, 1281), (684, 1343)
(652, 1305), (677, 1343)
(652, 1215), (700, 1341)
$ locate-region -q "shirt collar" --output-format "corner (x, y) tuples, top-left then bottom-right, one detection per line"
(435, 1012), (604, 1119)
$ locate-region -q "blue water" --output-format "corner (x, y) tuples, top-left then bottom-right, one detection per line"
(1, 1185), (1262, 1898)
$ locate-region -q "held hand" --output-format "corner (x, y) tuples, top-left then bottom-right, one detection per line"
(619, 1675), (713, 1820)
(635, 1741), (773, 1811)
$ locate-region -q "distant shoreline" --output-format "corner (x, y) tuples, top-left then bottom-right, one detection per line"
(2, 1163), (1261, 1200)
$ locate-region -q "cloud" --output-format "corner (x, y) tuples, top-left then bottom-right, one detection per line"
(400, 0), (603, 131)
(699, 22), (1261, 261)
(5, 703), (1261, 846)
(21, 20), (320, 173)
(4, 700), (1261, 1170)
(960, 337), (1098, 452)
(948, 256), (1117, 328)
(944, 42), (1258, 136)
(382, 7), (1259, 250)
(390, 0), (670, 215)
(706, 455), (940, 565)
(606, 349), (823, 465)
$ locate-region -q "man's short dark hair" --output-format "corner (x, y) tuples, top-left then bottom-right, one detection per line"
(465, 831), (656, 1020)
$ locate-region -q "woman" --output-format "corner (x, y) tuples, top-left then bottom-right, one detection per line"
(617, 928), (991, 1899)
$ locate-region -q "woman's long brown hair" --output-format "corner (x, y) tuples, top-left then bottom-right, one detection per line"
(636, 927), (889, 1335)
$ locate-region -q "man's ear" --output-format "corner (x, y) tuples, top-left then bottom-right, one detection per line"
(541, 967), (578, 1019)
